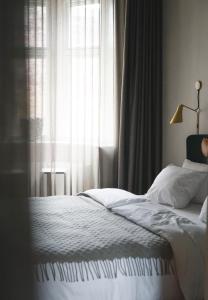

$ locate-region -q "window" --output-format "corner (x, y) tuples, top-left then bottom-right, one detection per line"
(26, 0), (115, 145)
(26, 0), (115, 195)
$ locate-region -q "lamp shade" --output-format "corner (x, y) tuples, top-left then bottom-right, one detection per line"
(170, 104), (183, 124)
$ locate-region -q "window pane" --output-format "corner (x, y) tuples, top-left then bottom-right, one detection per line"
(68, 2), (100, 48)
(28, 58), (46, 119)
(25, 2), (47, 48)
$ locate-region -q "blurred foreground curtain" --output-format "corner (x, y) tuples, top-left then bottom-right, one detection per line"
(118, 0), (162, 194)
(0, 1), (33, 300)
(26, 0), (116, 196)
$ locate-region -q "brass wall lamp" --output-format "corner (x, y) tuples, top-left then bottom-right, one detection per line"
(170, 81), (202, 134)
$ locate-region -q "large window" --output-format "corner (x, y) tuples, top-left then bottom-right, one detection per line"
(25, 0), (115, 145)
(25, 0), (115, 195)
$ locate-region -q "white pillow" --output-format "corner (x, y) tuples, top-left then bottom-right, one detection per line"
(199, 197), (207, 223)
(79, 188), (146, 208)
(183, 159), (208, 172)
(182, 159), (208, 204)
(146, 165), (206, 209)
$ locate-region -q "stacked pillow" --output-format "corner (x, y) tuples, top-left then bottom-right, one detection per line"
(182, 159), (208, 204)
(146, 164), (207, 209)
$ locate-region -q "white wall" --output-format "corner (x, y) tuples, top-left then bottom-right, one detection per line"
(163, 0), (208, 166)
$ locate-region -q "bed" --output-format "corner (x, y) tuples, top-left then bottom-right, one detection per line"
(31, 135), (207, 300)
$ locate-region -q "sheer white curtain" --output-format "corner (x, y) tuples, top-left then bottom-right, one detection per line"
(26, 0), (116, 196)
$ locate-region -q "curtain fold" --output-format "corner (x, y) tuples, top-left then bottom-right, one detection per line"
(118, 0), (163, 194)
(110, 0), (127, 187)
(27, 0), (116, 196)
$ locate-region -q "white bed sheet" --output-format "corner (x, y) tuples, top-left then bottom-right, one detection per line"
(35, 274), (182, 300)
(167, 203), (203, 225)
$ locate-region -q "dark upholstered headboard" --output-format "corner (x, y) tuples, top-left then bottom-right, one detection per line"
(186, 134), (208, 164)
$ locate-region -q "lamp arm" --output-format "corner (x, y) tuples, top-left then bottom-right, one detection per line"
(182, 89), (200, 134)
(182, 105), (198, 112)
(183, 89), (200, 112)
(197, 89), (200, 110)
(196, 90), (200, 134)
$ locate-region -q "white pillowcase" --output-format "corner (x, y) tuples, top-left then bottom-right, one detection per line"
(182, 159), (208, 204)
(146, 165), (206, 209)
(79, 188), (146, 208)
(199, 197), (207, 223)
(183, 159), (208, 172)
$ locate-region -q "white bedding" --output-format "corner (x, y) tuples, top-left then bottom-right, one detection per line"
(167, 203), (203, 225)
(84, 189), (206, 300)
(35, 273), (182, 300)
(112, 201), (206, 300)
(35, 189), (206, 300)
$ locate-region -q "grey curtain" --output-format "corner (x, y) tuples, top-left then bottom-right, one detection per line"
(118, 0), (163, 194)
(0, 1), (33, 299)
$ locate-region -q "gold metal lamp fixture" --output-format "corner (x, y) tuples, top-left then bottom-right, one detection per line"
(170, 81), (202, 134)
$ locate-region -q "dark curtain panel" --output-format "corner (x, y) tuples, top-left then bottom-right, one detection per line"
(118, 0), (162, 194)
(110, 0), (127, 188)
(0, 1), (33, 299)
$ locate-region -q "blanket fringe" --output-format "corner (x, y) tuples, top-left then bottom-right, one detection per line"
(34, 257), (175, 282)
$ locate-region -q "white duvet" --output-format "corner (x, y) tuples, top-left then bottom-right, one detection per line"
(83, 188), (206, 300)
